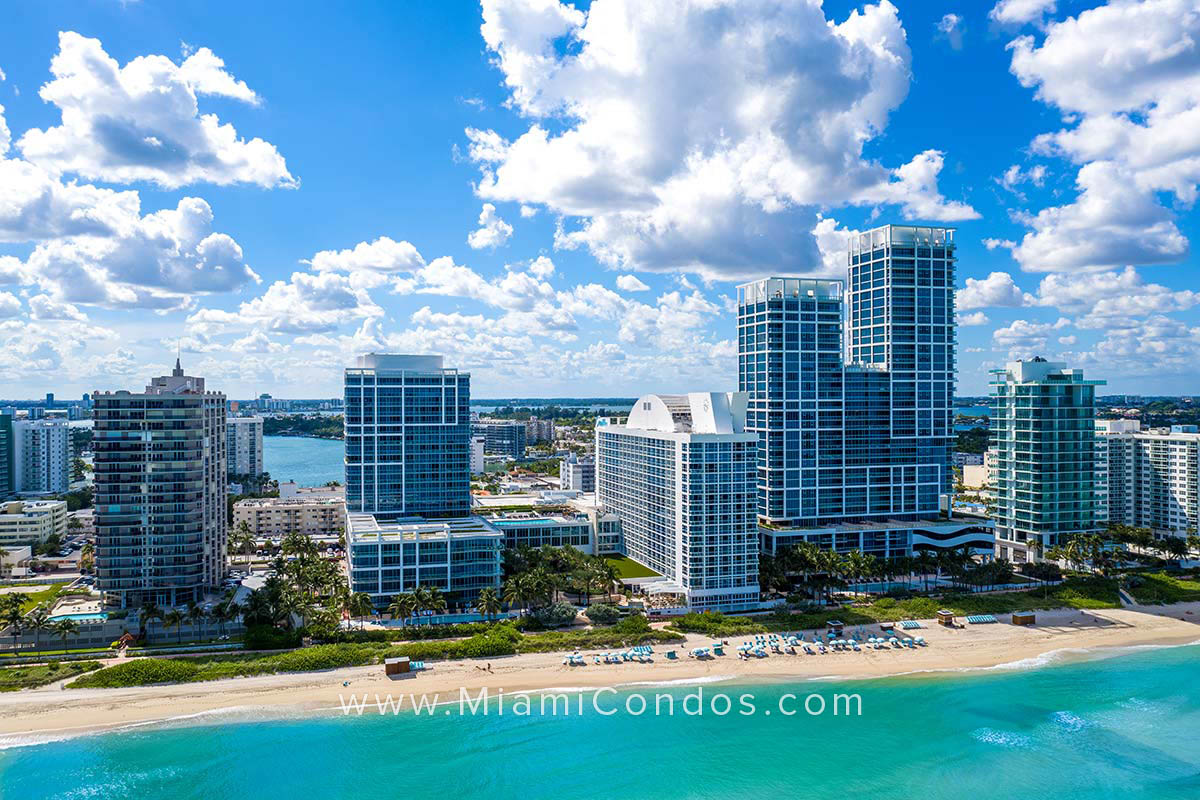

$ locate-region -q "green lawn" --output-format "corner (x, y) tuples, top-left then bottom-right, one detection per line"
(1127, 572), (1200, 605)
(604, 554), (660, 579)
(1, 660), (102, 692)
(16, 584), (66, 613)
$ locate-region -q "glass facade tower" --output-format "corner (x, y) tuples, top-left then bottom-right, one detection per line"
(990, 358), (1105, 561)
(848, 225), (956, 502)
(344, 354), (470, 520)
(737, 278), (844, 523)
(737, 225), (956, 529)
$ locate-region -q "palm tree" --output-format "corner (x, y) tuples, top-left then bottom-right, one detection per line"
(475, 587), (502, 621)
(815, 549), (844, 604)
(1163, 536), (1189, 562)
(138, 602), (163, 640)
(524, 568), (554, 609)
(503, 574), (534, 615)
(275, 587), (310, 631)
(844, 549), (870, 591)
(163, 609), (185, 644)
(591, 558), (619, 603)
(758, 554), (787, 595)
(1186, 530), (1199, 559)
(347, 592), (374, 629)
(232, 521), (257, 569)
(387, 593), (417, 626)
(52, 617), (79, 651)
(411, 586), (432, 625)
(242, 590), (273, 627)
(914, 549), (936, 592)
(186, 603), (206, 641)
(26, 607), (52, 651)
(2, 597), (25, 650)
(424, 586), (447, 618)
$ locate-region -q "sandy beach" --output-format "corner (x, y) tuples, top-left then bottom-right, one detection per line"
(3, 602), (1199, 743)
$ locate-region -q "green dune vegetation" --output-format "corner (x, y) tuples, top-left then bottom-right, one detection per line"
(1, 660), (103, 692)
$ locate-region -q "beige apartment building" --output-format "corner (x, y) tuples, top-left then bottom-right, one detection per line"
(233, 496), (347, 539)
(0, 499), (68, 547)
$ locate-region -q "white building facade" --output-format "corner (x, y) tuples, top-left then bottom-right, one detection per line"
(596, 392), (759, 611)
(1096, 420), (1199, 536)
(226, 416), (264, 477)
(12, 419), (70, 494)
(470, 434), (486, 475)
(559, 453), (595, 492)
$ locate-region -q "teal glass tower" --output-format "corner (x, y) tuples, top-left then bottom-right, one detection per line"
(990, 358), (1105, 559)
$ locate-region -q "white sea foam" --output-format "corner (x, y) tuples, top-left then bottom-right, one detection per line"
(615, 675), (738, 689)
(0, 705), (300, 750)
(884, 638), (1200, 680)
(1050, 710), (1091, 732)
(972, 727), (1034, 748)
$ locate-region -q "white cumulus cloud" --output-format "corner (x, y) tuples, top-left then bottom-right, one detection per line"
(466, 203), (513, 250)
(17, 32), (295, 189)
(468, 0), (976, 280)
(616, 274), (650, 292)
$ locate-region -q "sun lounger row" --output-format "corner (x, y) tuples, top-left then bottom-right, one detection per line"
(966, 614), (998, 624)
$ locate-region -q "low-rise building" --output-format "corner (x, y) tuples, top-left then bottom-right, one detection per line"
(278, 481), (345, 500)
(68, 508), (95, 538)
(0, 544), (33, 577)
(233, 496), (347, 538)
(0, 499), (68, 547)
(761, 519), (995, 560)
(488, 500), (622, 555)
(345, 513), (502, 608)
(953, 452), (984, 467)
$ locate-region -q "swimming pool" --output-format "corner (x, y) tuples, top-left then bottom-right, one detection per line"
(846, 581), (925, 594)
(47, 612), (108, 622)
(378, 611), (519, 626)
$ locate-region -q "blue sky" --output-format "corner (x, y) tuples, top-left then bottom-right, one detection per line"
(1, 0), (1198, 399)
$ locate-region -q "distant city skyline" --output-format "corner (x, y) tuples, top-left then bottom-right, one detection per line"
(2, 2), (1199, 398)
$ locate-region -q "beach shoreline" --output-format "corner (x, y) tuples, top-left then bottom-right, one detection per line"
(3, 602), (1199, 746)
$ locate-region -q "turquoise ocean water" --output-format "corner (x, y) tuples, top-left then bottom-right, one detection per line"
(263, 436), (343, 487)
(3, 644), (1199, 799)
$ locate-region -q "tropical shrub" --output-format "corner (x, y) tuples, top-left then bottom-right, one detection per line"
(70, 658), (201, 688)
(532, 601), (579, 628)
(1019, 561), (1063, 581)
(244, 625), (302, 651)
(585, 604), (621, 625)
(615, 613), (650, 634)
